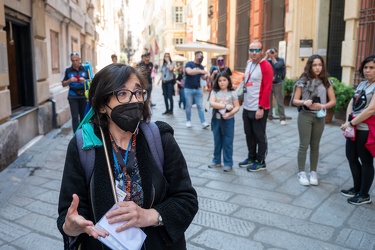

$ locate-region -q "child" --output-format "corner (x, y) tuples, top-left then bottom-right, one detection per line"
(208, 72), (240, 172)
(292, 54), (336, 186)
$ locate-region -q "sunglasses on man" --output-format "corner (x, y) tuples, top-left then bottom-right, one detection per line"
(249, 48), (261, 53)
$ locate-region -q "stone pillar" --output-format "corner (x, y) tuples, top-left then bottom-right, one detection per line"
(341, 0), (360, 86)
(0, 0), (11, 124)
(315, 0), (330, 62)
(33, 0), (52, 134)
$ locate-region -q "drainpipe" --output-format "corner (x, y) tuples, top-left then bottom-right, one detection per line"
(46, 98), (57, 128)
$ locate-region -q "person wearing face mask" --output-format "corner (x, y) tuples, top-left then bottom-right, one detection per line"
(209, 55), (232, 83)
(57, 64), (198, 249)
(184, 51), (210, 128)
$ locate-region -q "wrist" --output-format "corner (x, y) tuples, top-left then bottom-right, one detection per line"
(258, 106), (264, 110)
(349, 121), (354, 127)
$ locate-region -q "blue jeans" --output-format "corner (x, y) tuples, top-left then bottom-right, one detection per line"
(179, 88), (186, 108)
(211, 116), (235, 166)
(185, 88), (205, 123)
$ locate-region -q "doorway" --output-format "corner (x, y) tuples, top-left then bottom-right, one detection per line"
(5, 19), (35, 112)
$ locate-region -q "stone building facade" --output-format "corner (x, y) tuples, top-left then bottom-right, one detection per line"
(205, 0), (373, 85)
(0, 0), (128, 170)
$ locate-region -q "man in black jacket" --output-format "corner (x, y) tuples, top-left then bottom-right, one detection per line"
(264, 48), (287, 125)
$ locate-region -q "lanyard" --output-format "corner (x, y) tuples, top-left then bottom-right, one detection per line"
(109, 132), (137, 199)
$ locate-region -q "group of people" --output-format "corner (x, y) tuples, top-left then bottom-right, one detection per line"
(57, 42), (374, 249)
(205, 41), (374, 207)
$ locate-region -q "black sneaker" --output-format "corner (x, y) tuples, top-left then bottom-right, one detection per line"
(239, 159), (255, 168)
(347, 194), (372, 205)
(340, 187), (357, 197)
(247, 160), (266, 172)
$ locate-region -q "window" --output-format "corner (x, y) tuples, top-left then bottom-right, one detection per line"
(175, 6), (184, 23)
(71, 37), (79, 55)
(174, 38), (184, 45)
(50, 30), (60, 73)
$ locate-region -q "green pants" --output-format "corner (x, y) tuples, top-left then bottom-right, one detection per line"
(297, 110), (325, 172)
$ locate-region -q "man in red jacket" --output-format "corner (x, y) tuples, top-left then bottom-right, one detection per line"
(238, 41), (273, 172)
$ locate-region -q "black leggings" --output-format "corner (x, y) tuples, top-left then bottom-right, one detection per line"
(345, 130), (374, 196)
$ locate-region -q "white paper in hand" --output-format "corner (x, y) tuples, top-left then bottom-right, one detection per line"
(96, 205), (147, 250)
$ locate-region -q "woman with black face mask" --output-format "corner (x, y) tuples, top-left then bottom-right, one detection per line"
(57, 64), (198, 250)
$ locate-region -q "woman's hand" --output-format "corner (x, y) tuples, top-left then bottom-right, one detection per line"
(63, 194), (109, 239)
(106, 201), (158, 232)
(226, 104), (233, 111)
(303, 99), (313, 108)
(309, 103), (322, 111)
(340, 122), (351, 131)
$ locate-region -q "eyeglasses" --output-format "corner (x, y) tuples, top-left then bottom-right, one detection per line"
(249, 48), (261, 53)
(217, 60), (224, 62)
(70, 52), (79, 57)
(111, 89), (148, 103)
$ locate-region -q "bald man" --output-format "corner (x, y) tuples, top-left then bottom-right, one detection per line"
(238, 41), (273, 172)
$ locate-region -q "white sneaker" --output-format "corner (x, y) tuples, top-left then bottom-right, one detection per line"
(202, 122), (209, 129)
(186, 121), (192, 128)
(280, 120), (286, 125)
(297, 171), (310, 186)
(309, 171), (318, 186)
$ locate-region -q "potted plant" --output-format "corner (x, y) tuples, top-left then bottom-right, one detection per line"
(330, 77), (355, 121)
(283, 77), (296, 106)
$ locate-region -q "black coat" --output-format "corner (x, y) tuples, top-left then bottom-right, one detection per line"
(57, 121), (198, 249)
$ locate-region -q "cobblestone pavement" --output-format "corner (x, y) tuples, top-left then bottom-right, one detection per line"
(0, 84), (374, 250)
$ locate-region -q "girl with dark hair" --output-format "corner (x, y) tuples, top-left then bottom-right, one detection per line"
(57, 63), (198, 249)
(161, 53), (175, 115)
(208, 72), (240, 172)
(292, 54), (336, 186)
(340, 55), (375, 205)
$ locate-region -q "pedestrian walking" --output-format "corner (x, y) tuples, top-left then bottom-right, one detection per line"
(292, 54), (336, 186)
(184, 51), (210, 128)
(176, 66), (186, 109)
(264, 48), (287, 125)
(61, 52), (89, 132)
(208, 72), (240, 172)
(161, 53), (175, 115)
(340, 54), (375, 205)
(57, 63), (198, 249)
(111, 54), (118, 63)
(137, 52), (156, 106)
(238, 41), (273, 172)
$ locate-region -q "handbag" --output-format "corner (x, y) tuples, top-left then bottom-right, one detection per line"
(235, 61), (251, 103)
(235, 80), (245, 102)
(343, 127), (355, 138)
(316, 109), (326, 118)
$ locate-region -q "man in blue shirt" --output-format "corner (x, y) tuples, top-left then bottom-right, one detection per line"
(184, 51), (209, 128)
(62, 52), (89, 132)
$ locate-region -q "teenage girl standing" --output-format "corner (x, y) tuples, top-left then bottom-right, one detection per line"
(292, 54), (336, 186)
(208, 72), (240, 172)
